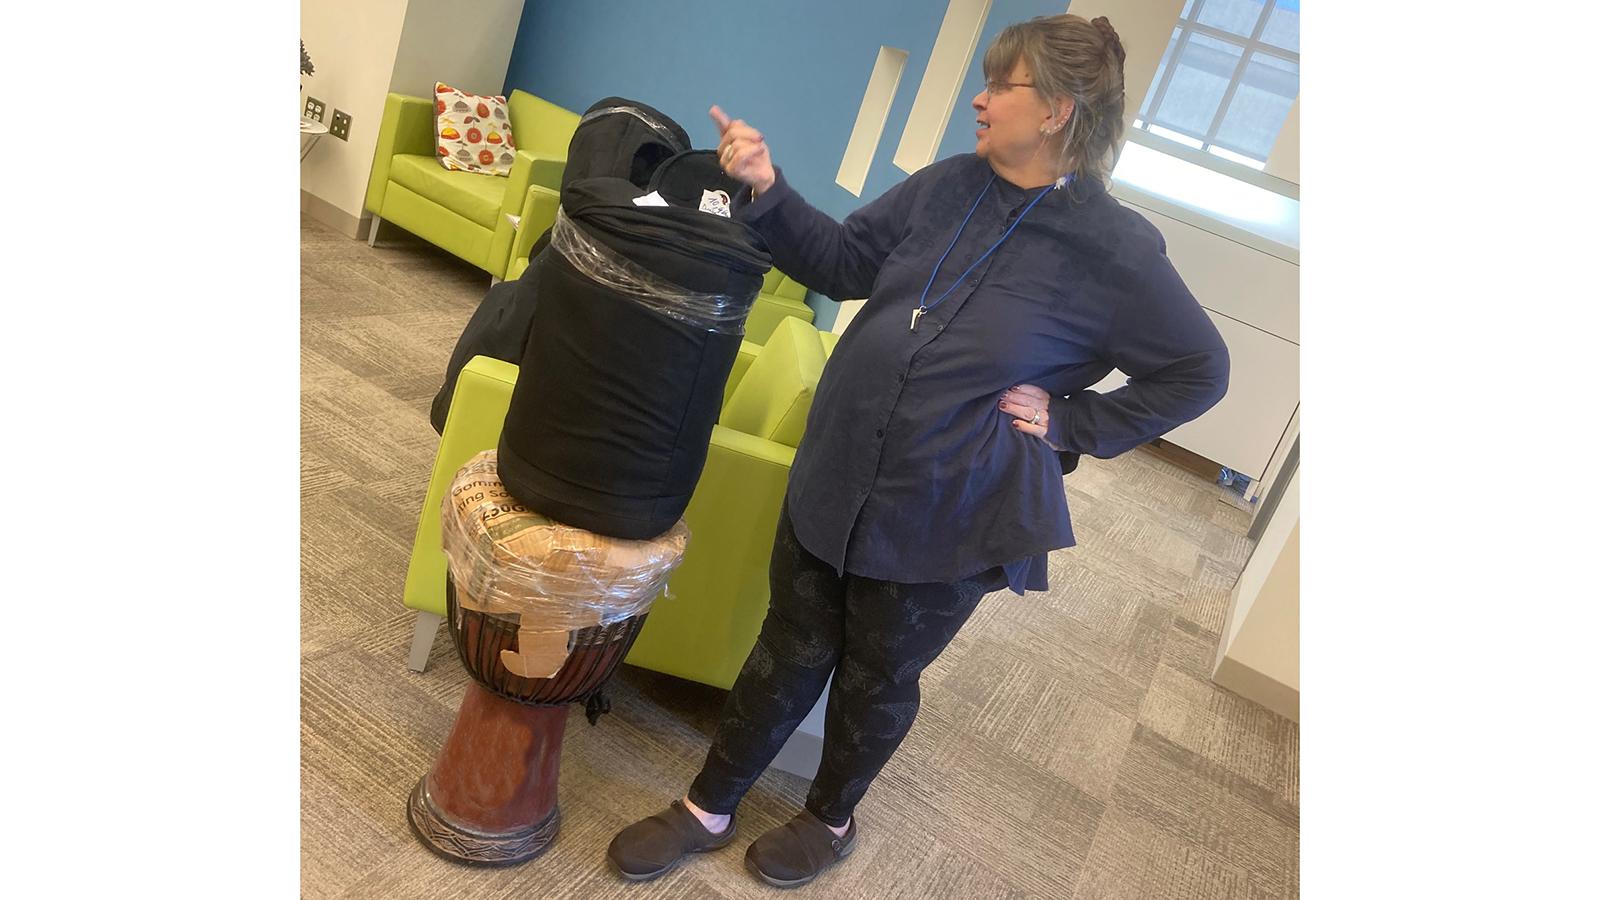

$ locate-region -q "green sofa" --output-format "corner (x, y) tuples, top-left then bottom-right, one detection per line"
(365, 90), (578, 280)
(402, 317), (836, 689)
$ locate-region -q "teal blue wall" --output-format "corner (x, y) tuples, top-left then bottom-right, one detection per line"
(504, 0), (1068, 330)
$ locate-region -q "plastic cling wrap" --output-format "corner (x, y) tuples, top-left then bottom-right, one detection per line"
(439, 450), (690, 635)
(577, 104), (684, 147)
(550, 207), (749, 335)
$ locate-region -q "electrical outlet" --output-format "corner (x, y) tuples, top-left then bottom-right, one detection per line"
(303, 96), (326, 122)
(330, 109), (351, 140)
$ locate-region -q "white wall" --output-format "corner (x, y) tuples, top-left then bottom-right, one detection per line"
(1228, 521), (1299, 688)
(300, 0), (411, 226)
(838, 46), (911, 197)
(1224, 466), (1295, 650)
(299, 0), (527, 233)
(1063, 0), (1187, 143)
(893, 0), (993, 175)
(1213, 465), (1299, 717)
(388, 0), (526, 99)
(831, 298), (867, 335)
(1265, 96), (1300, 185)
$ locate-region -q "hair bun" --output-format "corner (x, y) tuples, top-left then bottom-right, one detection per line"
(1090, 16), (1126, 65)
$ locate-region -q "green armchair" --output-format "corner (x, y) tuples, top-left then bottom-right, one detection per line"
(402, 317), (834, 688)
(502, 183), (561, 282)
(745, 269), (815, 344)
(365, 89), (577, 280)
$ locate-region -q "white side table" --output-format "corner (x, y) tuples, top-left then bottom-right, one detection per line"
(300, 116), (329, 162)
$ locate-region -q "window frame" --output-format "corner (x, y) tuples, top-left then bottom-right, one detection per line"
(1131, 0), (1299, 195)
(1122, 128), (1298, 200)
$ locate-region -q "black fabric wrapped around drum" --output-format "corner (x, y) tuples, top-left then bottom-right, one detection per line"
(428, 98), (694, 435)
(497, 153), (772, 539)
(560, 97), (691, 193)
(644, 147), (745, 209)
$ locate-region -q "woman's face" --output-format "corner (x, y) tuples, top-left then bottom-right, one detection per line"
(972, 60), (1063, 167)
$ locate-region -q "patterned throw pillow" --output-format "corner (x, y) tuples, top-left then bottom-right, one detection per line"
(434, 82), (517, 176)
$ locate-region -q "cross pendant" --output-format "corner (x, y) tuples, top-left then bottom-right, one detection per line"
(910, 307), (926, 332)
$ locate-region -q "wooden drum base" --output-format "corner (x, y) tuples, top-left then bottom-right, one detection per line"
(407, 682), (570, 866)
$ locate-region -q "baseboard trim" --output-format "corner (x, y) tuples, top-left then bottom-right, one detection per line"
(1138, 438), (1222, 482)
(301, 190), (372, 240)
(1212, 656), (1299, 722)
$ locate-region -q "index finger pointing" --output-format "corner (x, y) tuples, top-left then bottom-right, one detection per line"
(709, 105), (732, 134)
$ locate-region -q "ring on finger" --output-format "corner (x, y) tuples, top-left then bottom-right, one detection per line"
(1030, 410), (1043, 425)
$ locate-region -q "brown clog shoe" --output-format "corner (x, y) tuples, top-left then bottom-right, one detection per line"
(744, 809), (857, 888)
(607, 799), (737, 882)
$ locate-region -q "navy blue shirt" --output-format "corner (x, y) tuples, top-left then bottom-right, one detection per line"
(736, 153), (1229, 594)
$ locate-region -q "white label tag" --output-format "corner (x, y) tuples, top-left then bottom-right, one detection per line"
(699, 189), (732, 218)
(631, 191), (670, 208)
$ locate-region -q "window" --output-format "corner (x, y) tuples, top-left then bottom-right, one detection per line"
(1133, 0), (1300, 171)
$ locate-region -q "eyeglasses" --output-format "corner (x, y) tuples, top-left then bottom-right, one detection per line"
(984, 80), (1037, 94)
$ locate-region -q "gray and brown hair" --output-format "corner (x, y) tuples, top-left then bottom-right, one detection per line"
(983, 13), (1128, 184)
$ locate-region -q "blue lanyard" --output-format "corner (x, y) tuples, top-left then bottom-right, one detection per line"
(910, 172), (1070, 332)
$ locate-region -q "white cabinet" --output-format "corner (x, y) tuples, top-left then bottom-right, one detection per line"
(1164, 312), (1298, 479)
(1144, 205), (1299, 343)
(1092, 197), (1300, 481)
(1090, 311), (1297, 481)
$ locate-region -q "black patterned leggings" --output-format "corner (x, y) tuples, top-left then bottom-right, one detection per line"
(687, 506), (1002, 827)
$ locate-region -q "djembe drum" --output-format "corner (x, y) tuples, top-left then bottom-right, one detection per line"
(408, 451), (689, 866)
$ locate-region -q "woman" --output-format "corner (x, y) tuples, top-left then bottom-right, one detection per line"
(608, 14), (1228, 888)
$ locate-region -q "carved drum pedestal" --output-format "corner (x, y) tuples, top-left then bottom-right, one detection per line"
(408, 451), (688, 866)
